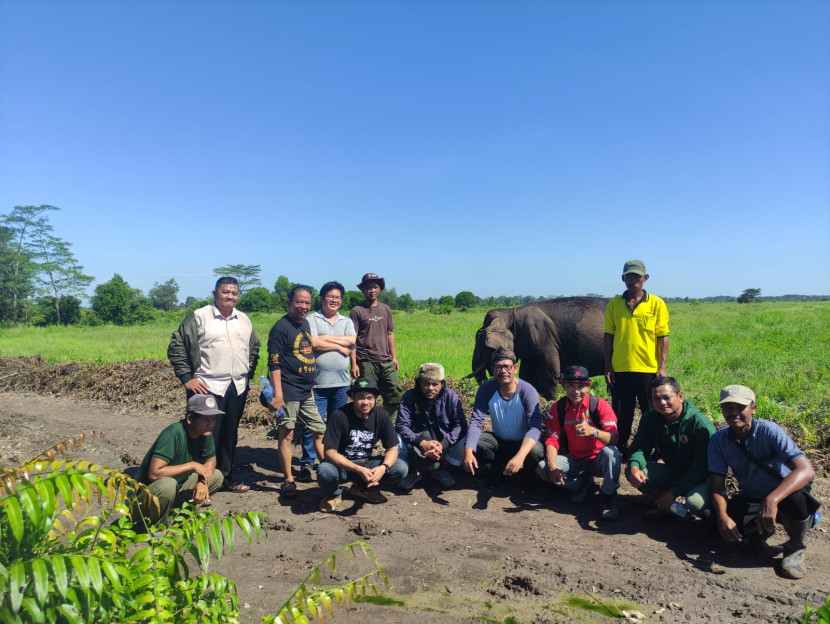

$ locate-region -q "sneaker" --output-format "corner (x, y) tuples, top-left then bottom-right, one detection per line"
(399, 469), (423, 491)
(347, 483), (388, 504)
(780, 546), (806, 580)
(429, 469), (456, 488)
(600, 493), (619, 521)
(297, 467), (313, 483)
(318, 494), (342, 513)
(644, 508), (674, 522)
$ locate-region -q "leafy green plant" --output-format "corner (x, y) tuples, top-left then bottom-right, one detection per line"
(263, 541), (388, 624)
(0, 431), (265, 624)
(793, 595), (830, 624)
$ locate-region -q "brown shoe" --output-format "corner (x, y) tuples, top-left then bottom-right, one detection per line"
(347, 483), (387, 504)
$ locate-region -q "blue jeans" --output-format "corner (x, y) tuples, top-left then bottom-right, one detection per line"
(299, 386), (349, 467)
(317, 456), (408, 497)
(536, 445), (621, 496)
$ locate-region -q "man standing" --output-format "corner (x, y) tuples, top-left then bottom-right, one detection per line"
(295, 281), (356, 483)
(536, 366), (621, 520)
(317, 378), (408, 512)
(464, 347), (544, 483)
(603, 259), (669, 451)
(626, 377), (716, 520)
(135, 394), (225, 525)
(396, 362), (468, 490)
(167, 277), (260, 493)
(709, 384), (818, 579)
(349, 273), (403, 419)
(267, 285), (327, 499)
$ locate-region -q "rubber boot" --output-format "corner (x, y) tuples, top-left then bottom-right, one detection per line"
(600, 492), (619, 521)
(780, 515), (812, 580)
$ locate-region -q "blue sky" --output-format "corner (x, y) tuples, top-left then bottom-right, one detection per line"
(1, 1), (828, 302)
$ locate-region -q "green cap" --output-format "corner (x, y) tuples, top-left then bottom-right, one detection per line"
(622, 259), (646, 276)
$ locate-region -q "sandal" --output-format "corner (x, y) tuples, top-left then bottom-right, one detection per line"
(222, 481), (251, 493)
(281, 481), (298, 498)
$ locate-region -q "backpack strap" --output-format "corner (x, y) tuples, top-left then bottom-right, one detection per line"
(556, 397), (569, 456)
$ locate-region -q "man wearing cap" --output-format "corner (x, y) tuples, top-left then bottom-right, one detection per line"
(167, 276), (260, 493)
(396, 363), (468, 490)
(267, 285), (327, 499)
(295, 280), (356, 483)
(603, 259), (669, 451)
(709, 384), (818, 579)
(349, 273), (403, 419)
(316, 378), (408, 512)
(464, 347), (545, 485)
(626, 376), (716, 520)
(134, 394), (225, 525)
(536, 366), (621, 520)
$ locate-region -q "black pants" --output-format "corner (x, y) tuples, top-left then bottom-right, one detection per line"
(728, 490), (815, 533)
(187, 383), (249, 483)
(609, 371), (655, 450)
(476, 433), (545, 476)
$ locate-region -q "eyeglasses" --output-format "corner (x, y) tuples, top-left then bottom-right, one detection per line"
(493, 363), (515, 372)
(325, 295), (342, 301)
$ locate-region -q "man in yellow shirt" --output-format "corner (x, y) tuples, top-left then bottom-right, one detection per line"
(603, 260), (669, 453)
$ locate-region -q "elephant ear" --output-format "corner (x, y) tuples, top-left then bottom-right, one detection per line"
(514, 308), (560, 400)
(484, 316), (514, 350)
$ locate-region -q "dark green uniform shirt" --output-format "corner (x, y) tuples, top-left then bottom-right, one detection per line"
(136, 420), (215, 485)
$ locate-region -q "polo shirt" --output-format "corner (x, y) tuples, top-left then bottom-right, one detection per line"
(603, 291), (669, 373)
(306, 310), (355, 388)
(708, 418), (805, 500)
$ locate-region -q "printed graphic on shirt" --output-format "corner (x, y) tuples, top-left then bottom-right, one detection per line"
(269, 353), (280, 365)
(294, 332), (315, 365)
(345, 429), (376, 459)
(365, 316), (384, 323)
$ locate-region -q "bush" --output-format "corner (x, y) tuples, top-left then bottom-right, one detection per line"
(91, 274), (154, 325)
(237, 287), (277, 313)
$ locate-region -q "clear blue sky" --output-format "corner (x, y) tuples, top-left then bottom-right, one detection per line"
(1, 1), (828, 302)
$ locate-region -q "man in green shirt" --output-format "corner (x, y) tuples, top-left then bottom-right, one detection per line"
(626, 377), (715, 520)
(135, 394), (225, 525)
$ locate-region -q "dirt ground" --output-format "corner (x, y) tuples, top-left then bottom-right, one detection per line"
(1, 389), (829, 624)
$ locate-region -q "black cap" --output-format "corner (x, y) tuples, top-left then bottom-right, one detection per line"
(349, 377), (381, 396)
(560, 366), (590, 383)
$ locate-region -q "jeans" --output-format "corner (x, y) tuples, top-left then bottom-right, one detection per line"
(298, 386), (348, 467)
(317, 456), (408, 497)
(536, 445), (621, 495)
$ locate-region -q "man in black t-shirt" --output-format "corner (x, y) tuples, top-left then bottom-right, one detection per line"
(267, 285), (326, 499)
(316, 378), (408, 512)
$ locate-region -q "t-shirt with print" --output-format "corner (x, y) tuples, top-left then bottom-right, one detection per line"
(323, 402), (397, 461)
(136, 420), (215, 485)
(267, 315), (316, 402)
(350, 301), (395, 362)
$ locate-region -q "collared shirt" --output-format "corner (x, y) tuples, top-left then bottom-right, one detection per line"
(193, 304), (255, 396)
(603, 290), (669, 373)
(543, 394), (618, 461)
(708, 418), (805, 500)
(306, 309), (356, 388)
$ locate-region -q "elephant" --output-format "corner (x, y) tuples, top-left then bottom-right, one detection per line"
(468, 297), (609, 400)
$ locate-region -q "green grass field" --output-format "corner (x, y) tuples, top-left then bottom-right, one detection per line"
(2, 301), (828, 442)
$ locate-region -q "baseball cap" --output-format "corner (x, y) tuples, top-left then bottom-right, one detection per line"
(560, 365), (591, 383)
(719, 384), (756, 406)
(187, 394), (225, 415)
(349, 377), (381, 396)
(622, 260), (646, 276)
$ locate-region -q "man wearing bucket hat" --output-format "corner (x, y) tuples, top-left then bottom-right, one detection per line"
(603, 259), (670, 453)
(316, 378), (408, 512)
(709, 384), (819, 579)
(396, 362), (468, 490)
(134, 394), (226, 525)
(349, 273), (403, 419)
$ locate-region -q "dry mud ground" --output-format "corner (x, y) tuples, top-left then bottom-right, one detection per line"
(1, 391), (828, 624)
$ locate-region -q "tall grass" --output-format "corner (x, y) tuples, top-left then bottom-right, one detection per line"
(2, 302), (828, 438)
